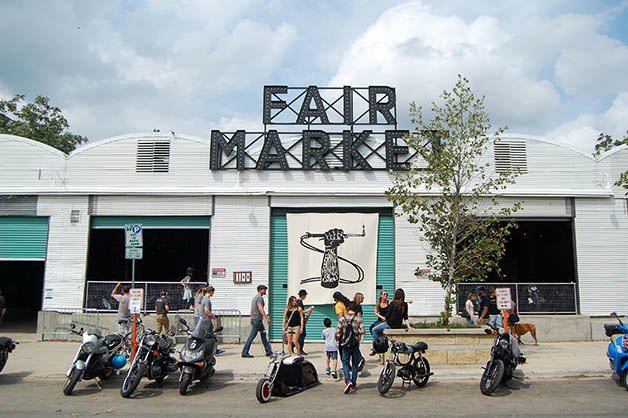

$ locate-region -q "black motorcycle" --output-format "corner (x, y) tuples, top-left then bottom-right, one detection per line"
(0, 337), (18, 374)
(120, 328), (178, 397)
(377, 337), (432, 395)
(63, 324), (128, 395)
(177, 318), (223, 395)
(480, 323), (525, 395)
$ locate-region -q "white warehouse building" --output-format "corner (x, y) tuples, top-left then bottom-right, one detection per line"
(0, 128), (627, 342)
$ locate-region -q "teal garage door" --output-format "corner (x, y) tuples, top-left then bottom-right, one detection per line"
(0, 217), (49, 260)
(269, 212), (394, 341)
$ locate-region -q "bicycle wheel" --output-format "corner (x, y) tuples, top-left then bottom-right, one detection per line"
(377, 361), (396, 394)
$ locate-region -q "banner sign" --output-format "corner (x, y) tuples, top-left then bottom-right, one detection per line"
(287, 213), (379, 304)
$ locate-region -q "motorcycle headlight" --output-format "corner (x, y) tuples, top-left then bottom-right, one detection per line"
(145, 335), (157, 347)
(499, 340), (508, 350)
(83, 342), (96, 354)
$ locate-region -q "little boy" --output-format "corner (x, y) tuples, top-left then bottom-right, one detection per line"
(322, 318), (338, 379)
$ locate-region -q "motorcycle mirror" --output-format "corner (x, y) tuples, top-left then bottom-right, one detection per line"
(179, 318), (187, 326)
(214, 326), (224, 333)
(70, 323), (76, 329)
(169, 331), (175, 337)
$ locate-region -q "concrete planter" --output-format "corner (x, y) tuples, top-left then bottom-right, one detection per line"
(383, 328), (494, 365)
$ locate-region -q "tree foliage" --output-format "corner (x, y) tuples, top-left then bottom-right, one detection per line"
(594, 131), (628, 192)
(0, 94), (87, 154)
(386, 75), (521, 325)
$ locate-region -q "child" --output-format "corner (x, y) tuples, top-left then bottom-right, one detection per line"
(322, 317), (338, 379)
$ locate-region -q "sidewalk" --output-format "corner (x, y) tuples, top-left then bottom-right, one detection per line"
(0, 332), (612, 382)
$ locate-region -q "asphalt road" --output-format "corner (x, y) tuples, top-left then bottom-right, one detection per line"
(1, 373), (628, 417)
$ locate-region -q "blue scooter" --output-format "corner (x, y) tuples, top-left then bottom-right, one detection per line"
(605, 312), (628, 389)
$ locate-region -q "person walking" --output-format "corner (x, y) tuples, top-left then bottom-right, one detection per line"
(192, 285), (206, 329)
(487, 287), (503, 329)
(241, 285), (272, 358)
(181, 267), (194, 311)
(155, 291), (170, 334)
(322, 318), (338, 379)
(296, 289), (313, 355)
(336, 302), (365, 393)
(352, 292), (366, 372)
(370, 288), (410, 355)
(194, 286), (217, 338)
(111, 282), (131, 335)
(0, 289), (6, 328)
(369, 290), (390, 335)
(332, 291), (351, 320)
(476, 286), (490, 325)
(282, 296), (304, 355)
(465, 292), (477, 326)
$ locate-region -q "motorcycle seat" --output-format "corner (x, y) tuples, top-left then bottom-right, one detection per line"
(158, 338), (174, 351)
(103, 334), (123, 350)
(0, 337), (14, 349)
(281, 355), (304, 365)
(410, 342), (428, 353)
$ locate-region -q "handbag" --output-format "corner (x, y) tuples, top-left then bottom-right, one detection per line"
(508, 313), (520, 325)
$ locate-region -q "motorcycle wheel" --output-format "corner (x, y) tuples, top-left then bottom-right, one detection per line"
(0, 351), (8, 374)
(377, 361), (396, 395)
(622, 373), (628, 390)
(63, 367), (82, 396)
(179, 372), (193, 395)
(256, 378), (273, 403)
(413, 357), (431, 387)
(102, 367), (115, 380)
(120, 362), (145, 398)
(480, 359), (504, 395)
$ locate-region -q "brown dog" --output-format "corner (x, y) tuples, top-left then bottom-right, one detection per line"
(512, 323), (538, 345)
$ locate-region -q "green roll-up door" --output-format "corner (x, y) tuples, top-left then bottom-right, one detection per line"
(0, 217), (49, 260)
(269, 214), (394, 341)
(91, 216), (209, 229)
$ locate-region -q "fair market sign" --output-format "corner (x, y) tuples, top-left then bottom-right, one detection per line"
(210, 85), (418, 171)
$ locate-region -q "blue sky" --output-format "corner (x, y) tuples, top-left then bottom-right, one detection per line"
(1, 0), (628, 152)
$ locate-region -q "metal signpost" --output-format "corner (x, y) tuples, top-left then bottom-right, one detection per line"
(125, 224), (143, 358)
(496, 287), (512, 332)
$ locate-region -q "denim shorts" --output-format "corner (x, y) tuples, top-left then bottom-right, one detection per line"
(326, 350), (338, 360)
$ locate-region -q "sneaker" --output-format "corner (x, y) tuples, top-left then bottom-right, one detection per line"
(350, 385), (357, 392)
(265, 352), (272, 357)
(216, 349), (226, 355)
(241, 353), (254, 358)
(518, 356), (526, 364)
(299, 350), (308, 356)
(344, 382), (352, 394)
(331, 371), (338, 379)
(325, 367), (331, 375)
(358, 358), (365, 372)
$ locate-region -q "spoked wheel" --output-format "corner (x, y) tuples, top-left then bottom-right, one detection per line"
(256, 378), (273, 403)
(120, 362), (145, 398)
(0, 351), (8, 374)
(179, 372), (193, 395)
(622, 373), (628, 390)
(413, 357), (431, 387)
(377, 361), (396, 395)
(480, 359), (504, 395)
(63, 367), (82, 396)
(102, 367), (115, 380)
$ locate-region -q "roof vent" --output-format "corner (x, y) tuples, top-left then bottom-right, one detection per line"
(494, 140), (527, 174)
(136, 140), (170, 173)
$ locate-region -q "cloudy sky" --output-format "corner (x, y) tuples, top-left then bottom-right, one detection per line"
(1, 0), (627, 152)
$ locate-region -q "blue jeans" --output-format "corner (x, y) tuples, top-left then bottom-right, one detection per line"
(489, 314), (503, 329)
(242, 319), (272, 355)
(466, 317), (475, 326)
(372, 321), (390, 342)
(341, 345), (360, 385)
(369, 320), (384, 335)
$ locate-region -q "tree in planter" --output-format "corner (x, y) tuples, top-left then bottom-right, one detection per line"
(594, 131), (628, 193)
(0, 94), (87, 154)
(386, 75), (521, 326)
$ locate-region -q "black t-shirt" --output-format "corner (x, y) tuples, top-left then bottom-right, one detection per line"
(296, 299), (305, 311)
(155, 297), (169, 315)
(287, 308), (301, 327)
(385, 301), (408, 328)
(478, 295), (490, 316)
(378, 302), (389, 318)
(353, 304), (363, 317)
(488, 296), (500, 315)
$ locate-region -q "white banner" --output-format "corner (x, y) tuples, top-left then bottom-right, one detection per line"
(287, 213), (379, 305)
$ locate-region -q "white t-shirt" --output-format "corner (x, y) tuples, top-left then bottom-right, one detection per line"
(465, 299), (476, 321)
(322, 327), (338, 352)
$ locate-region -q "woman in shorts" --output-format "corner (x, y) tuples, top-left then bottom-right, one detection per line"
(282, 296), (304, 354)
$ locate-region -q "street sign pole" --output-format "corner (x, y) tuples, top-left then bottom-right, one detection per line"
(132, 258), (137, 360)
(124, 223), (143, 360)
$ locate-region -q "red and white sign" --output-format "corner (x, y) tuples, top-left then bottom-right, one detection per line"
(129, 288), (144, 313)
(496, 287), (512, 310)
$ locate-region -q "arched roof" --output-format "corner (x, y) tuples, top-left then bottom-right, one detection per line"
(0, 133), (67, 158)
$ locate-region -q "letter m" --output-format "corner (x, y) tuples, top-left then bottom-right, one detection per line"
(210, 130), (246, 170)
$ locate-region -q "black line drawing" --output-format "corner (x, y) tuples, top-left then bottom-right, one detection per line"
(299, 225), (366, 288)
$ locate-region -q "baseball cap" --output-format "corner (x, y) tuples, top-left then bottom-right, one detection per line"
(476, 286), (485, 292)
(161, 290), (168, 296)
(257, 284), (268, 291)
(298, 289), (308, 296)
(186, 267), (194, 274)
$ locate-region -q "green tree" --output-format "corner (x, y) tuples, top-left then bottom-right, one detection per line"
(0, 94), (87, 154)
(386, 75), (521, 326)
(594, 131), (628, 192)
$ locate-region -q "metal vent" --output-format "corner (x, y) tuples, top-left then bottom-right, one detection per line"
(136, 140), (170, 173)
(494, 140), (527, 174)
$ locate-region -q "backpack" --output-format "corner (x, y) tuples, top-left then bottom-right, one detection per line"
(341, 315), (359, 349)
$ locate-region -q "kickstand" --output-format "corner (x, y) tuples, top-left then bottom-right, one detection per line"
(94, 379), (102, 390)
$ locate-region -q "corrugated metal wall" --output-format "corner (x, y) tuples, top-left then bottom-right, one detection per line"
(208, 195), (270, 313)
(0, 217), (49, 260)
(90, 195), (212, 216)
(269, 213), (394, 341)
(576, 197), (628, 315)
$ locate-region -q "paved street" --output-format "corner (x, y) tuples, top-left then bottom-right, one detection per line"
(1, 374), (628, 417)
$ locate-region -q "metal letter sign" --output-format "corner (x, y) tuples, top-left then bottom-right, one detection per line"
(125, 224), (143, 247)
(125, 247), (143, 260)
(496, 288), (512, 310)
(129, 288), (144, 313)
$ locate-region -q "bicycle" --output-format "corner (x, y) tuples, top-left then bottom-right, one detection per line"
(377, 337), (433, 395)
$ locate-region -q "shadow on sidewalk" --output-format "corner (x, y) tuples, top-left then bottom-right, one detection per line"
(0, 371), (32, 384)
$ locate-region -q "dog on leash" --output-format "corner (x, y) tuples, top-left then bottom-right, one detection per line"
(512, 323), (538, 345)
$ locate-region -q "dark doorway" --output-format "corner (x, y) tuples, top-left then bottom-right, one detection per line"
(86, 228), (209, 283)
(0, 261), (44, 332)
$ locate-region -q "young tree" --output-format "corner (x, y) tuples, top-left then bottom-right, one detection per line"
(0, 94), (87, 154)
(386, 75), (521, 325)
(594, 131), (628, 192)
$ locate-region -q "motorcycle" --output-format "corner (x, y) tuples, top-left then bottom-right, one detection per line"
(0, 337), (18, 374)
(120, 327), (178, 397)
(604, 312), (628, 389)
(480, 323), (525, 395)
(376, 337), (432, 395)
(177, 318), (223, 395)
(63, 324), (128, 395)
(256, 350), (319, 403)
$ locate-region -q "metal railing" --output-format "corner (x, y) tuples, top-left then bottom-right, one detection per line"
(456, 282), (578, 315)
(40, 309), (103, 341)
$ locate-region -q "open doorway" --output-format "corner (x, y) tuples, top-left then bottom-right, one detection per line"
(0, 261), (44, 332)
